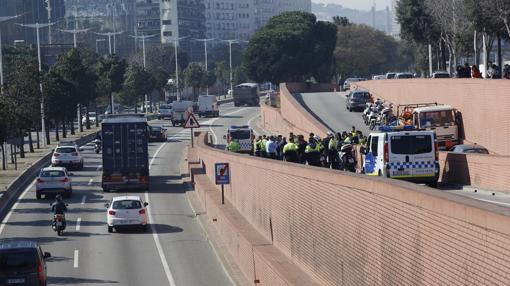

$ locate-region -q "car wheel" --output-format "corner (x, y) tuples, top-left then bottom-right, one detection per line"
(80, 162), (84, 170)
(349, 107), (352, 112)
(103, 188), (110, 193)
(428, 181), (438, 188)
(108, 226), (113, 233)
(142, 225), (148, 232)
(36, 192), (42, 200)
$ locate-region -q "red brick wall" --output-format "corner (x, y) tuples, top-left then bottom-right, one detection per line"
(195, 133), (510, 286)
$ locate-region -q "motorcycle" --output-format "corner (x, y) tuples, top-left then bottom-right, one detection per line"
(93, 139), (101, 154)
(362, 103), (373, 125)
(339, 144), (356, 172)
(52, 213), (66, 236)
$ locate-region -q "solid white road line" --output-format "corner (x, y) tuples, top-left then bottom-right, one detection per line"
(247, 114), (261, 136)
(75, 218), (81, 231)
(146, 141), (177, 286)
(81, 195), (86, 205)
(0, 180), (35, 235)
(96, 165), (102, 171)
(87, 178), (93, 186)
(206, 107), (249, 145)
(74, 250), (79, 268)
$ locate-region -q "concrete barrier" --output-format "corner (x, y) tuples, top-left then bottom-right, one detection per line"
(191, 132), (510, 285)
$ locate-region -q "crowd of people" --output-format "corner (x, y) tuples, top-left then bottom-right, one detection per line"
(456, 62), (510, 79)
(228, 127), (367, 171)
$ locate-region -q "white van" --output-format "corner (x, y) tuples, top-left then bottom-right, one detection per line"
(363, 126), (439, 187)
(198, 95), (219, 117)
(158, 104), (172, 120)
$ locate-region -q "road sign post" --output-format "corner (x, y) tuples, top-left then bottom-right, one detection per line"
(183, 112), (200, 147)
(215, 163), (230, 205)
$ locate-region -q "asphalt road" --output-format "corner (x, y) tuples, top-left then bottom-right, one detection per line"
(295, 91), (510, 207)
(0, 102), (260, 286)
(294, 92), (370, 136)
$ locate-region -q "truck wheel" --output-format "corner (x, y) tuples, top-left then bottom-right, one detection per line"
(234, 103), (239, 107)
(36, 192), (42, 200)
(108, 226), (113, 233)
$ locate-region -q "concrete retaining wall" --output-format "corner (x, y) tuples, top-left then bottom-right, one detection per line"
(192, 132), (510, 285)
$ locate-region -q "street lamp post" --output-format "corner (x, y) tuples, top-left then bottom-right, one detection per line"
(223, 40), (240, 100)
(45, 0), (52, 44)
(169, 36), (189, 101)
(194, 38), (215, 96)
(96, 38), (106, 54)
(59, 27), (89, 132)
(17, 22), (56, 147)
(129, 34), (157, 113)
(95, 31), (123, 55)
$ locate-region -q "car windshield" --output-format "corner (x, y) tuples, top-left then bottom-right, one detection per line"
(151, 126), (162, 131)
(112, 200), (142, 210)
(40, 170), (65, 177)
(391, 135), (433, 155)
(160, 105), (172, 109)
(398, 74), (413, 78)
(230, 130), (251, 140)
(352, 92), (370, 99)
(55, 147), (76, 153)
(434, 73), (449, 78)
(419, 110), (455, 127)
(89, 112), (96, 116)
(465, 148), (489, 154)
(0, 250), (37, 275)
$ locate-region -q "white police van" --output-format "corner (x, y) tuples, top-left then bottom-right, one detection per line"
(225, 125), (254, 154)
(363, 126), (439, 187)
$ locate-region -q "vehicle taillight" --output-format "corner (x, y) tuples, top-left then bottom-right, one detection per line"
(61, 178), (69, 183)
(53, 153), (60, 157)
(139, 176), (149, 183)
(139, 209), (146, 215)
(72, 152), (78, 156)
(108, 210), (116, 216)
(384, 143), (389, 162)
(37, 261), (45, 285)
(37, 178), (44, 183)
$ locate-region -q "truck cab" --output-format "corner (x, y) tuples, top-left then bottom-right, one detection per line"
(171, 101), (193, 126)
(233, 83), (259, 107)
(363, 126), (439, 187)
(398, 103), (459, 150)
(226, 125), (254, 154)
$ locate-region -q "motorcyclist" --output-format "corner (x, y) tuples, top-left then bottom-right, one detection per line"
(51, 195), (68, 228)
(94, 132), (102, 141)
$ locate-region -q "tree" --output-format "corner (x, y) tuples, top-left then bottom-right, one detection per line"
(43, 70), (75, 141)
(243, 11), (337, 83)
(332, 16), (351, 27)
(495, 0), (510, 39)
(121, 63), (155, 110)
(183, 63), (206, 101)
(334, 24), (408, 78)
(397, 0), (439, 46)
(96, 55), (127, 113)
(214, 61), (229, 95)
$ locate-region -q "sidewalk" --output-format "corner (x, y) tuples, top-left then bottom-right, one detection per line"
(0, 126), (100, 197)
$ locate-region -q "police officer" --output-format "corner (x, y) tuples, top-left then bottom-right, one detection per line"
(283, 137), (299, 163)
(328, 134), (340, 169)
(305, 139), (321, 167)
(254, 136), (262, 156)
(261, 135), (268, 158)
(227, 139), (241, 153)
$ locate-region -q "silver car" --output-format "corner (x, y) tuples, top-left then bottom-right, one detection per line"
(346, 89), (373, 112)
(36, 167), (73, 199)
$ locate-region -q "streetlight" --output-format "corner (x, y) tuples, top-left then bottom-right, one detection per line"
(94, 31), (123, 55)
(129, 34), (157, 113)
(59, 28), (90, 132)
(0, 15), (21, 92)
(45, 0), (52, 44)
(168, 36), (189, 101)
(96, 38), (106, 54)
(17, 22), (57, 147)
(194, 38), (215, 96)
(222, 40), (247, 99)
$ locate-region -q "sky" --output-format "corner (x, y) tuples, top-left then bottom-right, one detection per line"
(313, 0), (393, 10)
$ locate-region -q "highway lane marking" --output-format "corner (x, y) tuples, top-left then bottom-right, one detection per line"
(247, 114), (262, 136)
(73, 250), (79, 268)
(146, 142), (178, 286)
(81, 195), (86, 205)
(0, 180), (35, 235)
(75, 218), (81, 231)
(87, 178), (93, 186)
(96, 165), (102, 171)
(206, 107), (249, 145)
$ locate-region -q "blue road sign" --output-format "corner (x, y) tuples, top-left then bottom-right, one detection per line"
(215, 163), (230, 185)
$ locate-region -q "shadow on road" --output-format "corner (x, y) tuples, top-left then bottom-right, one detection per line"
(2, 236), (68, 245)
(48, 277), (119, 284)
(113, 224), (183, 234)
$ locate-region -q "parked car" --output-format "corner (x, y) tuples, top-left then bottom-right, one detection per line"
(449, 144), (489, 154)
(148, 126), (167, 142)
(372, 75), (386, 80)
(81, 112), (100, 125)
(51, 144), (84, 170)
(36, 166), (73, 199)
(385, 72), (397, 79)
(105, 196), (149, 232)
(432, 71), (450, 78)
(346, 89), (373, 112)
(0, 240), (51, 286)
(395, 72), (414, 79)
(342, 78), (366, 91)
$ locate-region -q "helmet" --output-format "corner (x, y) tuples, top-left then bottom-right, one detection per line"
(56, 194), (63, 201)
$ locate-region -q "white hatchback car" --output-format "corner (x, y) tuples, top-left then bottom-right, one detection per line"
(105, 196), (148, 232)
(36, 167), (73, 199)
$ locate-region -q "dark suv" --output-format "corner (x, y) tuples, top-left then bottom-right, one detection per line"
(0, 240), (51, 286)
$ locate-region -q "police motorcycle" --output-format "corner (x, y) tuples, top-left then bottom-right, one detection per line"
(338, 143), (357, 172)
(369, 104), (394, 131)
(93, 139), (101, 154)
(366, 100), (385, 126)
(362, 103), (373, 125)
